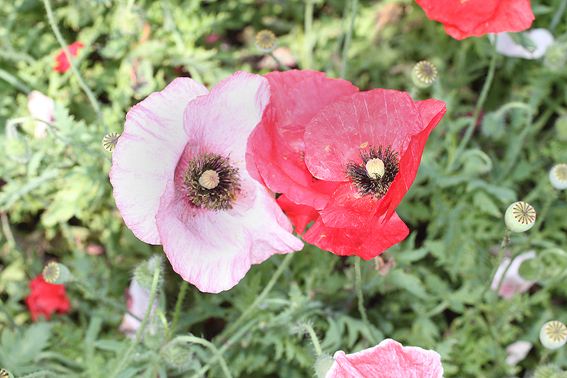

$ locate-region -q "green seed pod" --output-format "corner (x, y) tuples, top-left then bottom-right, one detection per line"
(539, 321), (567, 350)
(534, 363), (567, 378)
(255, 30), (277, 54)
(505, 201), (536, 233)
(134, 255), (163, 291)
(42, 262), (71, 284)
(160, 338), (194, 369)
(102, 132), (120, 152)
(0, 368), (14, 378)
(314, 353), (335, 378)
(549, 164), (567, 190)
(411, 61), (438, 89)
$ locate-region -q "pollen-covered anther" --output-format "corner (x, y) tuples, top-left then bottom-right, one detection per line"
(366, 158), (385, 179)
(199, 169), (220, 189)
(183, 152), (241, 211)
(346, 145), (399, 199)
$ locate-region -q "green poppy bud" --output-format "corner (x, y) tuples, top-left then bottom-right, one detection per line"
(314, 353), (335, 378)
(534, 364), (566, 378)
(160, 337), (194, 369)
(255, 30), (277, 54)
(134, 255), (163, 291)
(505, 201), (536, 233)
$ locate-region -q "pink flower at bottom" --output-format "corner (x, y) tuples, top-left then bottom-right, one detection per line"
(326, 339), (443, 378)
(119, 278), (157, 339)
(110, 72), (303, 293)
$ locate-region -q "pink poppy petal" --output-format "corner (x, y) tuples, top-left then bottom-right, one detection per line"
(110, 78), (208, 244)
(184, 71), (270, 160)
(303, 211), (409, 260)
(327, 339), (444, 378)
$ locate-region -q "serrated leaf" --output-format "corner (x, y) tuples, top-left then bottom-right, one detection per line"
(385, 269), (428, 299)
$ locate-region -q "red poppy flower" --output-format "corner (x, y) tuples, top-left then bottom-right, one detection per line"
(24, 275), (70, 321)
(326, 339), (443, 378)
(415, 0), (534, 40)
(54, 41), (84, 72)
(247, 70), (446, 259)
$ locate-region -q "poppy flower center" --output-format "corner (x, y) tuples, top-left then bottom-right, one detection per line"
(182, 152), (240, 211)
(346, 145), (399, 199)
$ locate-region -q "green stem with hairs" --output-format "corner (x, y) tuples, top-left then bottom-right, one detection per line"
(175, 336), (232, 378)
(340, 0), (358, 79)
(354, 257), (378, 344)
(169, 280), (189, 339)
(109, 263), (160, 378)
(42, 0), (107, 134)
(0, 68), (31, 93)
(448, 37), (498, 172)
(216, 253), (294, 343)
(304, 323), (322, 356)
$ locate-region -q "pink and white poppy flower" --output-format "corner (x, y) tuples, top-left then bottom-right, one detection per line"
(491, 250), (537, 300)
(110, 72), (303, 293)
(326, 339), (444, 378)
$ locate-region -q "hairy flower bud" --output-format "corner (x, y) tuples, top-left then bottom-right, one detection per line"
(160, 338), (194, 369)
(411, 61), (438, 88)
(134, 255), (163, 291)
(505, 201), (536, 233)
(143, 312), (167, 350)
(549, 164), (567, 190)
(42, 262), (71, 284)
(534, 363), (566, 378)
(539, 321), (567, 350)
(544, 42), (567, 71)
(314, 353), (335, 378)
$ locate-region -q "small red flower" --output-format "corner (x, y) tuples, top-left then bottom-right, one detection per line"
(415, 0), (534, 40)
(24, 275), (70, 321)
(54, 41), (84, 72)
(326, 339), (443, 378)
(247, 70), (446, 259)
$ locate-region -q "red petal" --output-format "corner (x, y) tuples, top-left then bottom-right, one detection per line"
(25, 275), (70, 322)
(415, 0), (533, 40)
(303, 211), (409, 259)
(277, 194), (320, 235)
(379, 98), (446, 221)
(318, 183), (380, 229)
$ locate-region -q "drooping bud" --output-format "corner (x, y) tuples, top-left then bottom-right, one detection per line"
(534, 364), (567, 378)
(549, 164), (567, 190)
(114, 5), (146, 36)
(143, 311), (167, 350)
(42, 262), (71, 284)
(411, 61), (438, 88)
(102, 132), (120, 152)
(539, 321), (567, 350)
(133, 255), (163, 291)
(544, 42), (567, 71)
(255, 30), (277, 53)
(505, 201), (536, 233)
(314, 353), (335, 378)
(160, 337), (194, 369)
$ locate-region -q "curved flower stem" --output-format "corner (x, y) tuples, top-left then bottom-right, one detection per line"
(304, 0), (314, 70)
(175, 336), (233, 378)
(216, 253), (294, 343)
(109, 263), (160, 378)
(169, 280), (189, 340)
(0, 68), (31, 94)
(268, 52), (291, 71)
(354, 257), (378, 344)
(448, 37), (498, 172)
(304, 323), (322, 356)
(481, 229), (511, 300)
(42, 0), (107, 134)
(340, 0), (358, 79)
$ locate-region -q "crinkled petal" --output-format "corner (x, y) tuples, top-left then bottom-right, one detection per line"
(327, 339), (444, 378)
(319, 183), (379, 229)
(277, 194), (320, 235)
(184, 71), (270, 161)
(416, 0), (534, 40)
(303, 211), (409, 259)
(157, 179), (302, 293)
(110, 78), (208, 244)
(379, 98), (446, 221)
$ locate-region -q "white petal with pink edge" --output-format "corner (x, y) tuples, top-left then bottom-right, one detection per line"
(110, 78), (208, 244)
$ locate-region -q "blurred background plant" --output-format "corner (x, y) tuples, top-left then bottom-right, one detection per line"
(0, 0), (567, 377)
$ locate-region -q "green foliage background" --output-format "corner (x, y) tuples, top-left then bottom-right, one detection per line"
(1, 0), (567, 377)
